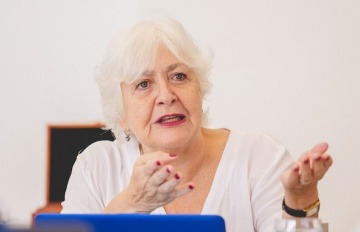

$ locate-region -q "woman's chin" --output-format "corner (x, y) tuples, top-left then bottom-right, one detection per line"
(155, 139), (188, 150)
(149, 133), (193, 150)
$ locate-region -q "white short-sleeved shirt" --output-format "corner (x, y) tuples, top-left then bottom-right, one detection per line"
(62, 131), (294, 232)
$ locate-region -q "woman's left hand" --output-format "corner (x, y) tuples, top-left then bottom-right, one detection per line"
(281, 142), (333, 209)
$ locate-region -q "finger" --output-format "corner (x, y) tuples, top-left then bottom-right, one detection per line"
(138, 153), (178, 176)
(299, 156), (313, 185)
(297, 142), (328, 184)
(314, 154), (333, 179)
(311, 155), (327, 179)
(323, 155), (333, 169)
(142, 159), (164, 176)
(308, 143), (330, 180)
(308, 142), (328, 167)
(311, 142), (329, 154)
(158, 171), (181, 193)
(147, 165), (174, 187)
(137, 151), (178, 165)
(172, 182), (195, 199)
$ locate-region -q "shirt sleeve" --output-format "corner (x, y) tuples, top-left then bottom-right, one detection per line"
(248, 133), (294, 232)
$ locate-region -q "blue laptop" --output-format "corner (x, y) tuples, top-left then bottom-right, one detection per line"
(35, 214), (226, 232)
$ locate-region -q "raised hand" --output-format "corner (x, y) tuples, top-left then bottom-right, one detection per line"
(281, 142), (333, 209)
(104, 151), (195, 213)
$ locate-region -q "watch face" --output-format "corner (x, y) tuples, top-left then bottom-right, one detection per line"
(306, 207), (319, 217)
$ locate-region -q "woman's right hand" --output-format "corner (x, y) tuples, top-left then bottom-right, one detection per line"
(103, 152), (195, 213)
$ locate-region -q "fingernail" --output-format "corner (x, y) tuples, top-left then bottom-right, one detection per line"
(166, 167), (171, 173)
(169, 153), (177, 157)
(175, 173), (180, 179)
(325, 156), (331, 161)
(189, 184), (194, 190)
(315, 156), (321, 161)
(303, 158), (310, 164)
(293, 166), (299, 172)
(156, 160), (161, 166)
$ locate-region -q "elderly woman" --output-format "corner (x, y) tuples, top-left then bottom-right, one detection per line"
(61, 18), (332, 231)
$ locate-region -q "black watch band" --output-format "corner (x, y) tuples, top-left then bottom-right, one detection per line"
(282, 198), (320, 218)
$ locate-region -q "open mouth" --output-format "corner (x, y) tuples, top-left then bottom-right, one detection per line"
(155, 114), (186, 124)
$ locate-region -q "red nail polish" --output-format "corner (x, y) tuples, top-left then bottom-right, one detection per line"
(166, 167), (171, 173)
(156, 160), (161, 166)
(315, 156), (321, 161)
(175, 173), (180, 179)
(189, 184), (194, 190)
(304, 159), (310, 164)
(293, 166), (299, 172)
(169, 153), (177, 157)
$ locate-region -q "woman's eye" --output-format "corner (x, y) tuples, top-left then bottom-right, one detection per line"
(173, 73), (187, 81)
(136, 80), (149, 89)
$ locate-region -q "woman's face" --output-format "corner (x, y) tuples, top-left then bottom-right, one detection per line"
(120, 46), (203, 152)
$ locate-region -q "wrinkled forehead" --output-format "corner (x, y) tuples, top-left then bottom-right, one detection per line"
(121, 45), (192, 84)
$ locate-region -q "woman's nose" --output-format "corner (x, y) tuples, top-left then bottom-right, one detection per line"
(155, 81), (177, 105)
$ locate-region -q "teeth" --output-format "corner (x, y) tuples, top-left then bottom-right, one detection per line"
(160, 116), (183, 123)
(162, 117), (179, 123)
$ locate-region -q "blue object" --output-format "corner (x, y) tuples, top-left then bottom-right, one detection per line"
(35, 214), (226, 232)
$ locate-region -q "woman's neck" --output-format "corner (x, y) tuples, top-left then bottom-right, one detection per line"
(139, 127), (213, 179)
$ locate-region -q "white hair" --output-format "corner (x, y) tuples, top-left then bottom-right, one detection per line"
(95, 18), (213, 142)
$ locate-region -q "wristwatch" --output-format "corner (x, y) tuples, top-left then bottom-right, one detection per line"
(282, 198), (320, 217)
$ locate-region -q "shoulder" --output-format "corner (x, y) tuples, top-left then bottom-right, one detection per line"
(75, 140), (124, 169)
(225, 130), (294, 167)
(229, 130), (286, 152)
(78, 139), (119, 156)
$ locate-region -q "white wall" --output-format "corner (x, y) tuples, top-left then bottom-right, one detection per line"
(1, 0), (359, 231)
(0, 0), (139, 226)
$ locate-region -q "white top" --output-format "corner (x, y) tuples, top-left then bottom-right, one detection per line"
(62, 131), (294, 232)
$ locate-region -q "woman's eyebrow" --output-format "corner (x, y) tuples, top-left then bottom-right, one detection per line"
(142, 70), (152, 77)
(141, 62), (184, 77)
(167, 63), (182, 72)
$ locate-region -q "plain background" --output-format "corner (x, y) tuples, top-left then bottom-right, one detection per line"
(1, 0), (359, 231)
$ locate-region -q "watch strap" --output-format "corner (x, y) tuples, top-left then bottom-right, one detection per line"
(282, 198), (320, 217)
